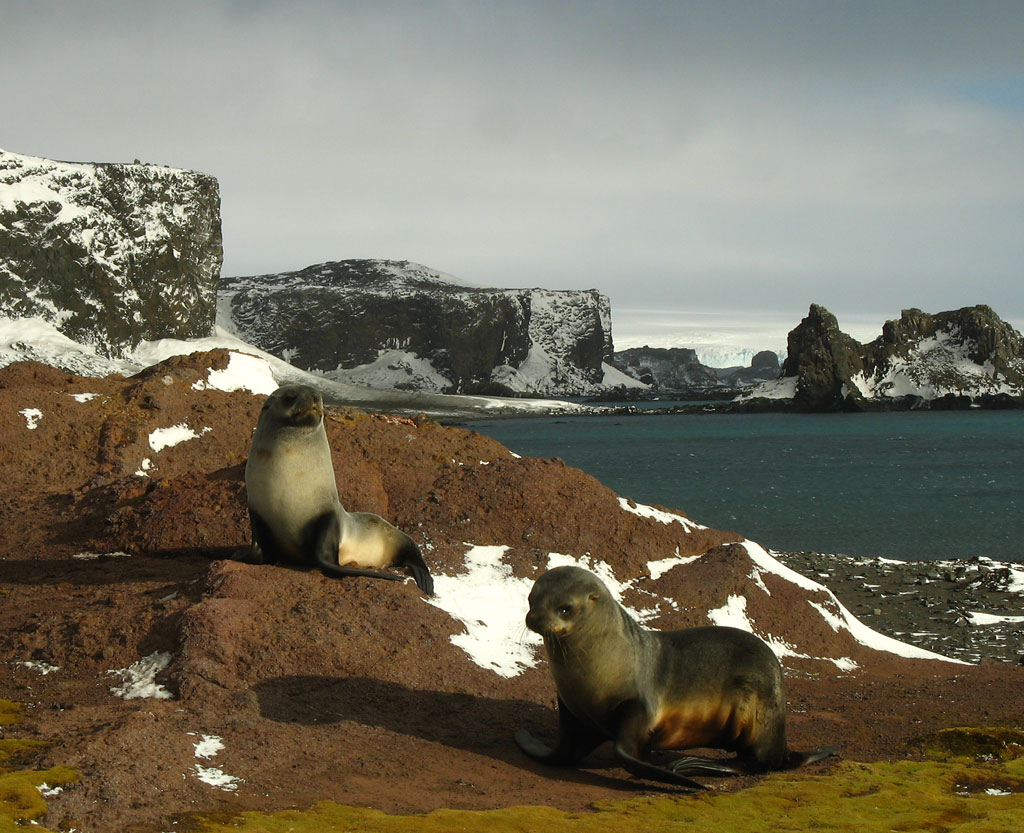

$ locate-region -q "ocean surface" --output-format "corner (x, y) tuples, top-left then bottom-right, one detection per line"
(462, 409), (1024, 564)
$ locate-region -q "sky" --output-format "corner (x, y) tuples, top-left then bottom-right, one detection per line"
(2, 0), (1023, 345)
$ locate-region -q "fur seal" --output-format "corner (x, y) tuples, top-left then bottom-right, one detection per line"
(515, 566), (835, 787)
(243, 384), (433, 595)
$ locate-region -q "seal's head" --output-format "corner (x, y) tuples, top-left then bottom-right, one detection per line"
(259, 384), (324, 430)
(525, 566), (613, 640)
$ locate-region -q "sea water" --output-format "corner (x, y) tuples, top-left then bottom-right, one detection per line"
(463, 410), (1024, 563)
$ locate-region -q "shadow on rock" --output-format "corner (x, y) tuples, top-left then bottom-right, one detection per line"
(253, 675), (664, 792)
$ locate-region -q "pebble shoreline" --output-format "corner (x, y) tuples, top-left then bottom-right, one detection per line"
(775, 551), (1024, 665)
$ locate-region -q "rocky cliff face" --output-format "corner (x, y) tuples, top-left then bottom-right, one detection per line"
(751, 304), (1024, 410)
(612, 346), (780, 392)
(612, 346), (720, 389)
(221, 259), (614, 396)
(0, 148), (222, 356)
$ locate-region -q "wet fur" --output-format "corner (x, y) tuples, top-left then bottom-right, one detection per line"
(515, 566), (836, 787)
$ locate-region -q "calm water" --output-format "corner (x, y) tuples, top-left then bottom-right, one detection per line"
(463, 410), (1024, 563)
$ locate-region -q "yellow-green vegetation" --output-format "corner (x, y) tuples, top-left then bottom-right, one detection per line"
(918, 727), (1024, 762)
(0, 701), (23, 728)
(184, 732), (1024, 833)
(0, 701), (79, 833)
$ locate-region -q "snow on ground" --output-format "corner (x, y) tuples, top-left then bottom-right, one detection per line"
(740, 541), (966, 664)
(328, 349), (453, 393)
(19, 407), (42, 429)
(736, 376), (798, 401)
(426, 545), (540, 678)
(425, 527), (961, 679)
(602, 361), (647, 388)
(0, 317), (584, 418)
(186, 732), (243, 791)
(848, 330), (1022, 400)
(16, 660), (60, 675)
(707, 592), (859, 672)
(618, 497), (706, 532)
(968, 611), (1024, 626)
(107, 651), (174, 699)
(148, 423), (210, 452)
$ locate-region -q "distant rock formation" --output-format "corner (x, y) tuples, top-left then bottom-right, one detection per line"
(611, 346), (719, 389)
(611, 346), (780, 392)
(746, 304), (1024, 410)
(0, 148), (222, 355)
(220, 259), (616, 396)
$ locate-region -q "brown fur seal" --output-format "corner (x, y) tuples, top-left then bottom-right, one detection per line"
(515, 566), (835, 787)
(243, 384), (433, 594)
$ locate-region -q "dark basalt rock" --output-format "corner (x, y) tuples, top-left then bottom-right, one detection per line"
(0, 148), (222, 355)
(781, 304), (868, 411)
(221, 259), (613, 396)
(765, 303), (1024, 411)
(611, 346), (719, 390)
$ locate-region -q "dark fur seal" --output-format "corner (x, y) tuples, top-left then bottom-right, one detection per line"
(244, 384), (433, 594)
(515, 566), (835, 787)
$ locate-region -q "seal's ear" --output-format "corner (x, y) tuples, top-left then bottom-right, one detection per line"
(589, 592), (601, 602)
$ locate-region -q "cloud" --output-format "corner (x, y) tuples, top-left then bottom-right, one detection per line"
(2, 1), (1023, 320)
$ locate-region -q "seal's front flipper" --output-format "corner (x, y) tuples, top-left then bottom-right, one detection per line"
(612, 701), (707, 789)
(515, 697), (604, 767)
(246, 508), (283, 564)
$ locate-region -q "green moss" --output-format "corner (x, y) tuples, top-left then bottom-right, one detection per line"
(0, 766), (79, 832)
(0, 701), (80, 833)
(917, 727), (1024, 762)
(0, 701), (22, 728)
(182, 758), (1024, 833)
(0, 739), (50, 769)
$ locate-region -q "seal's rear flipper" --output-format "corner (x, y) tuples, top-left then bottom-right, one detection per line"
(396, 540), (434, 595)
(790, 745), (840, 768)
(666, 755), (744, 777)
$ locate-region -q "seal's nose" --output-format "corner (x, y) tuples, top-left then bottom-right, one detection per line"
(525, 610), (541, 633)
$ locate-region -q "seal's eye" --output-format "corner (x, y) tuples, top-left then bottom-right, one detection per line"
(557, 605), (573, 617)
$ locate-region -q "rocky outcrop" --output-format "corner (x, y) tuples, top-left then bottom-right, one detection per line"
(612, 346), (781, 392)
(779, 304), (869, 410)
(747, 304), (1024, 410)
(612, 346), (719, 389)
(220, 259), (614, 396)
(0, 148), (222, 356)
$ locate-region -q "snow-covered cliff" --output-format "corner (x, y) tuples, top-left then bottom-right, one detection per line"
(220, 259), (627, 396)
(0, 148), (222, 355)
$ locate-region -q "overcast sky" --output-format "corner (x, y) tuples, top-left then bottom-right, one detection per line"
(3, 1), (1023, 334)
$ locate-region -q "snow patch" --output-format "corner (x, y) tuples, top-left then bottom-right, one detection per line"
(707, 593), (859, 672)
(740, 541), (965, 664)
(16, 660), (59, 675)
(618, 497), (705, 531)
(19, 408), (42, 429)
(647, 550), (704, 580)
(738, 375), (798, 401)
(201, 351), (278, 395)
(148, 423), (209, 452)
(107, 651), (174, 699)
(69, 392), (101, 402)
(967, 611), (1024, 626)
(426, 545), (541, 678)
(194, 764), (242, 792)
